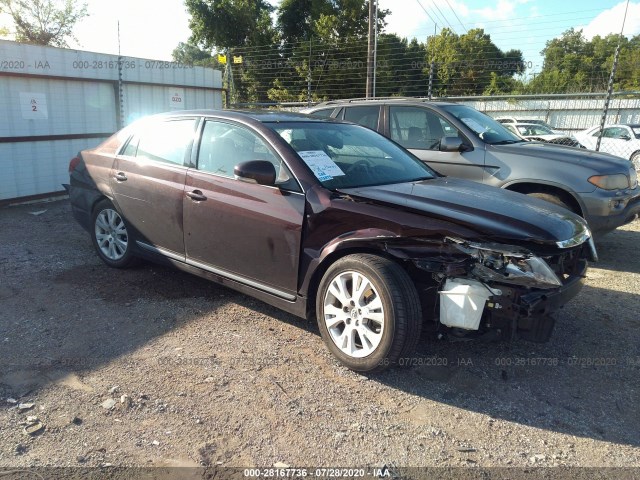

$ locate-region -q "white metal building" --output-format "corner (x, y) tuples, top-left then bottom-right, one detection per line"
(0, 40), (223, 202)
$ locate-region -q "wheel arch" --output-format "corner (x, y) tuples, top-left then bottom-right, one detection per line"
(303, 241), (408, 321)
(503, 181), (585, 216)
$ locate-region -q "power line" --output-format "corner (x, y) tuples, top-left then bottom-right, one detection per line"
(415, 0), (439, 29)
(443, 0), (467, 33)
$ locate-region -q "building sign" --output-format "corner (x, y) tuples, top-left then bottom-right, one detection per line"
(170, 89), (184, 109)
(20, 92), (48, 120)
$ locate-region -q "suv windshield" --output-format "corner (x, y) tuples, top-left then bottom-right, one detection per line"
(268, 122), (436, 189)
(442, 105), (523, 145)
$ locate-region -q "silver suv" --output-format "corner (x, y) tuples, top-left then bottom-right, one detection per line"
(302, 99), (639, 236)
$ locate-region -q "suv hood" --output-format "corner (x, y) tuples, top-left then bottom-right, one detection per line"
(339, 177), (588, 245)
(491, 141), (632, 172)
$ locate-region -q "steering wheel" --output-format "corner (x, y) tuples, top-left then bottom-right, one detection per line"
(347, 159), (375, 174)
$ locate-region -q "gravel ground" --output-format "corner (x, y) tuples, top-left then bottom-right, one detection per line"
(0, 199), (639, 475)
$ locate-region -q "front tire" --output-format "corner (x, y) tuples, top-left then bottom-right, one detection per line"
(91, 199), (138, 268)
(526, 191), (575, 213)
(316, 254), (422, 372)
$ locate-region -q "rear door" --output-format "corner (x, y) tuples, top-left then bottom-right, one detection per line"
(386, 105), (485, 181)
(110, 117), (199, 258)
(183, 119), (305, 297)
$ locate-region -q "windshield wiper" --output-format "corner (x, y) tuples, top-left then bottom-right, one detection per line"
(490, 139), (524, 145)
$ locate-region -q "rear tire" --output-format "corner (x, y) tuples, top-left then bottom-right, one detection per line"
(91, 199), (138, 268)
(316, 254), (422, 372)
(526, 192), (575, 213)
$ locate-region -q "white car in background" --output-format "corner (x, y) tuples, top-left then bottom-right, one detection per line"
(503, 122), (583, 148)
(496, 117), (558, 132)
(574, 124), (640, 172)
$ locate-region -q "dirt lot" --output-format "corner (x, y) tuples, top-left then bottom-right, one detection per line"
(1, 199), (639, 474)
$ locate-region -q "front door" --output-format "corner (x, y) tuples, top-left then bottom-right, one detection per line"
(183, 120), (305, 297)
(387, 106), (486, 181)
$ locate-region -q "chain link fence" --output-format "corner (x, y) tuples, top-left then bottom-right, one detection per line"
(452, 93), (640, 166)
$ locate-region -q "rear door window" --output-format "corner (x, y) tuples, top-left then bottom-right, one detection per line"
(343, 106), (380, 130)
(126, 119), (197, 166)
(308, 108), (336, 118)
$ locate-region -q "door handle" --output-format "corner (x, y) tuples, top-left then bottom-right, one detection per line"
(114, 172), (128, 182)
(186, 190), (207, 201)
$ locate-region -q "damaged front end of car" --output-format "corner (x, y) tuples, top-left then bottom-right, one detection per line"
(401, 232), (595, 343)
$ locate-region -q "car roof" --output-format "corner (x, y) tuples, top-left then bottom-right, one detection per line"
(308, 97), (461, 108)
(149, 109), (331, 123)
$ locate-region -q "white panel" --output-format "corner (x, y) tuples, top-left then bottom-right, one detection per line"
(0, 77), (117, 137)
(0, 137), (109, 200)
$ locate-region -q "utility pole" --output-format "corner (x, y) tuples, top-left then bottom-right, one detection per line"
(366, 0), (374, 98)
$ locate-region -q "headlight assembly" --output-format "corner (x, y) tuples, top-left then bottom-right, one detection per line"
(588, 174), (630, 190)
(445, 237), (562, 289)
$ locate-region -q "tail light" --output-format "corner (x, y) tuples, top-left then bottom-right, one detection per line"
(68, 155), (81, 174)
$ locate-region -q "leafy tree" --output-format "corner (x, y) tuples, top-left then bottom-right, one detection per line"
(185, 0), (279, 103)
(0, 0), (88, 47)
(527, 29), (640, 93)
(426, 28), (525, 96)
(172, 41), (218, 68)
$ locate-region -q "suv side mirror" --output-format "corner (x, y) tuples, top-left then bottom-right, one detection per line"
(620, 134), (631, 141)
(234, 160), (276, 186)
(439, 136), (466, 152)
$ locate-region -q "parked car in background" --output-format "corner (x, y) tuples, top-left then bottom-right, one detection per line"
(496, 117), (558, 132)
(302, 99), (640, 236)
(503, 122), (584, 148)
(574, 124), (640, 171)
(67, 110), (595, 372)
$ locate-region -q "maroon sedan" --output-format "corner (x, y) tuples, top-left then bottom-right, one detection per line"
(67, 110), (595, 372)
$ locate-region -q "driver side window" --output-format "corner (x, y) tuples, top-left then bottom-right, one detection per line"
(390, 106), (458, 150)
(197, 121), (300, 191)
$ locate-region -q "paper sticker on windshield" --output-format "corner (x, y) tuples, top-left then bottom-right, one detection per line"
(298, 150), (345, 181)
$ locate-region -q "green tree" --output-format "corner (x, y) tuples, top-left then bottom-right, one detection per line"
(172, 41), (218, 68)
(527, 29), (640, 93)
(186, 0), (278, 103)
(268, 0), (388, 102)
(426, 28), (525, 96)
(0, 0), (88, 47)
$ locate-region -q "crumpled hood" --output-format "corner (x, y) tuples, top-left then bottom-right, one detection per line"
(491, 142), (633, 173)
(339, 177), (589, 245)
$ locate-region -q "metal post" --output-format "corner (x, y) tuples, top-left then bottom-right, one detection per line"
(117, 21), (124, 129)
(307, 37), (312, 106)
(596, 0), (629, 152)
(372, 0), (378, 98)
(428, 61), (434, 100)
(596, 43), (621, 152)
(366, 0), (374, 98)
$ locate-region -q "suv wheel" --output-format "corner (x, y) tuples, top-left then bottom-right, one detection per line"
(316, 254), (421, 372)
(631, 151), (640, 175)
(526, 192), (575, 213)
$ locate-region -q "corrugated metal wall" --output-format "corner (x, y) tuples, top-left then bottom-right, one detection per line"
(0, 40), (223, 202)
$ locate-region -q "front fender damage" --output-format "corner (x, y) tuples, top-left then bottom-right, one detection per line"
(385, 239), (588, 343)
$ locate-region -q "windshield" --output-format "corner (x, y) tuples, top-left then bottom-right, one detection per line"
(441, 105), (523, 145)
(268, 122), (437, 189)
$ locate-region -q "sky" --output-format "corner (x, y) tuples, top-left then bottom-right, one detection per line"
(2, 0), (640, 77)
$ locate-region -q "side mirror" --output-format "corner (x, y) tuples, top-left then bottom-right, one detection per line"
(234, 160), (276, 186)
(439, 136), (465, 152)
(620, 134), (631, 141)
